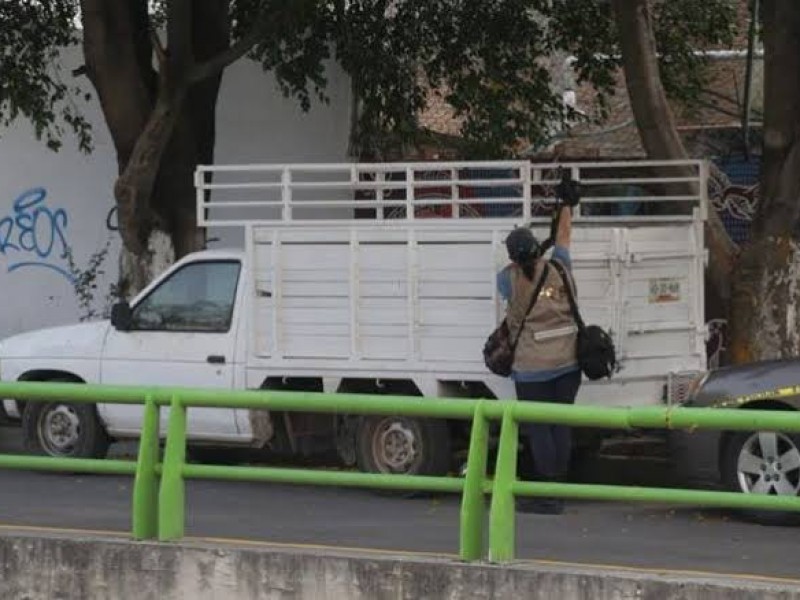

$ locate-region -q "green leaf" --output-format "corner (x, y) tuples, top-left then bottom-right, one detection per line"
(0, 1), (93, 153)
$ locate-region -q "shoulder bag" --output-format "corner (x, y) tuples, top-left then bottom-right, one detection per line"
(550, 259), (617, 380)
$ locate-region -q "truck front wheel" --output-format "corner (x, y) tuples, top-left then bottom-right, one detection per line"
(356, 416), (451, 477)
(721, 430), (800, 525)
(22, 402), (110, 459)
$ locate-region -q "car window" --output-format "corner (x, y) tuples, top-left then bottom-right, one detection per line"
(132, 261), (241, 332)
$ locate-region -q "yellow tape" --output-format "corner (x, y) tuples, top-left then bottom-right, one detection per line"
(712, 384), (800, 408)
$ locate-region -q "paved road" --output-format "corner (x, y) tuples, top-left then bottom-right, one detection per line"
(0, 426), (798, 581)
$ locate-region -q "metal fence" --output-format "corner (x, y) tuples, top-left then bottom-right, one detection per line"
(1, 381), (799, 562)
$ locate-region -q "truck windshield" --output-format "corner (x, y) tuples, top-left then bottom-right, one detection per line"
(131, 260), (241, 332)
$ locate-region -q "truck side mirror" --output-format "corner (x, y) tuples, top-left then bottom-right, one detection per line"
(110, 301), (133, 331)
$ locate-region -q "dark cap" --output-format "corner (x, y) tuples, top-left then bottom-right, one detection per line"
(505, 227), (539, 263)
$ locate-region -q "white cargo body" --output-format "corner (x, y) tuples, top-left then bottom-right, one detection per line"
(199, 159), (708, 406)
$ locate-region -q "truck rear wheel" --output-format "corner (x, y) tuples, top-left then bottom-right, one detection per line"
(355, 416), (451, 477)
(721, 430), (800, 525)
(23, 401), (109, 459)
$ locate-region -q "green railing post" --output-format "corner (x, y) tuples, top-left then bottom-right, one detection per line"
(158, 395), (187, 541)
(132, 394), (159, 539)
(488, 404), (518, 562)
(459, 401), (490, 561)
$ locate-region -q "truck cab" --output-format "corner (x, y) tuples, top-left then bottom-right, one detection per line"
(1, 250), (251, 453)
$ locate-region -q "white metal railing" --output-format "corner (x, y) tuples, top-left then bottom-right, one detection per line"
(195, 159), (706, 228)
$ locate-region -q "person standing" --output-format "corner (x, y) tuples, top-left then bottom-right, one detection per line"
(496, 187), (581, 515)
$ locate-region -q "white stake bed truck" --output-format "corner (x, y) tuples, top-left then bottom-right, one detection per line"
(0, 160), (709, 475)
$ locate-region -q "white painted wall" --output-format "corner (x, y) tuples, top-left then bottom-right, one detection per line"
(0, 46), (119, 338)
(0, 47), (351, 339)
(209, 56), (352, 249)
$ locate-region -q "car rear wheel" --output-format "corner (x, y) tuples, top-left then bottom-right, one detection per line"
(721, 430), (800, 525)
(356, 416), (451, 478)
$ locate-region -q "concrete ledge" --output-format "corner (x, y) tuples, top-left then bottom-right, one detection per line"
(1, 531), (799, 599)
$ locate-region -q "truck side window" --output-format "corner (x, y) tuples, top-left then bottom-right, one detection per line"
(131, 261), (241, 332)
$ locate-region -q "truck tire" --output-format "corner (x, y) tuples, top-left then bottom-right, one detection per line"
(721, 430), (800, 525)
(356, 415), (451, 477)
(22, 400), (110, 459)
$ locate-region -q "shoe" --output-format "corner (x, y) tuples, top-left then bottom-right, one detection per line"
(517, 498), (564, 515)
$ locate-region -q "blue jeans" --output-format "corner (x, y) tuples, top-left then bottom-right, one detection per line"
(515, 370), (582, 481)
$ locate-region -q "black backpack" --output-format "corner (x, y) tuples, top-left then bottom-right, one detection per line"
(550, 260), (617, 380)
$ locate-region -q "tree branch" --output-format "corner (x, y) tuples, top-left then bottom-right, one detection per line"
(611, 0), (687, 160)
(188, 24), (263, 84)
(150, 28), (167, 72)
(692, 97), (744, 120)
(167, 0), (194, 73)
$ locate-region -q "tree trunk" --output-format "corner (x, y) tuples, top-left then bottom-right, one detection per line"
(729, 237), (800, 362)
(167, 0), (230, 258)
(612, 0), (738, 341)
(114, 91), (185, 296)
(728, 1), (800, 363)
(80, 1), (155, 167)
(81, 0), (229, 297)
(612, 0), (685, 159)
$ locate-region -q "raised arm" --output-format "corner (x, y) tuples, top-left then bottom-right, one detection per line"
(555, 205), (572, 249)
(554, 170), (580, 249)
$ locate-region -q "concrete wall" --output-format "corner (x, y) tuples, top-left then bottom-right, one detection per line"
(0, 46), (350, 339)
(0, 47), (119, 337)
(0, 532), (798, 600)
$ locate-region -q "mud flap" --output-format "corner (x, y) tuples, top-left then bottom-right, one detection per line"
(335, 415), (358, 466)
(249, 409), (274, 446)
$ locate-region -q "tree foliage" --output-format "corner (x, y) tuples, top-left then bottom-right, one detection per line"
(0, 1), (91, 151)
(333, 0), (566, 158)
(1, 0), (741, 161)
(548, 0), (738, 119)
(650, 0), (738, 105)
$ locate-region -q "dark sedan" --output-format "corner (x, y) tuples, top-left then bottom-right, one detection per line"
(669, 358), (800, 524)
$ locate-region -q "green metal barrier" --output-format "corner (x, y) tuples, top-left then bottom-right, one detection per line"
(2, 380), (800, 562)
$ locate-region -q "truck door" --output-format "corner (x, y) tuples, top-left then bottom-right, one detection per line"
(99, 259), (243, 440)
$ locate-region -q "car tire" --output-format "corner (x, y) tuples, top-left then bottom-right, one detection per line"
(721, 430), (800, 525)
(22, 398), (110, 459)
(355, 415), (451, 480)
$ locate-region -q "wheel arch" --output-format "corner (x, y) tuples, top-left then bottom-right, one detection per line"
(13, 370), (86, 417)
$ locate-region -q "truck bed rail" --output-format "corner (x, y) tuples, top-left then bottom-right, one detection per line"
(196, 159), (707, 228)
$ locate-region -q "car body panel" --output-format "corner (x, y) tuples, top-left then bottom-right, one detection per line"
(0, 321), (108, 385)
(689, 358), (800, 409)
(0, 321), (109, 363)
(0, 322), (108, 420)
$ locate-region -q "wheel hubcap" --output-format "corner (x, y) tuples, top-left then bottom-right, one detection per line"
(373, 419), (419, 473)
(40, 405), (81, 455)
(737, 431), (800, 496)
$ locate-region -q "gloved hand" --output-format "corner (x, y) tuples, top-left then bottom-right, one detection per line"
(555, 169), (580, 207)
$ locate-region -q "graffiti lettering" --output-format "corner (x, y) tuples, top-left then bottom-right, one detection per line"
(0, 188), (72, 281)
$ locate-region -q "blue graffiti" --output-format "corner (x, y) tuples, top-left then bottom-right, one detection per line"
(0, 188), (73, 282)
